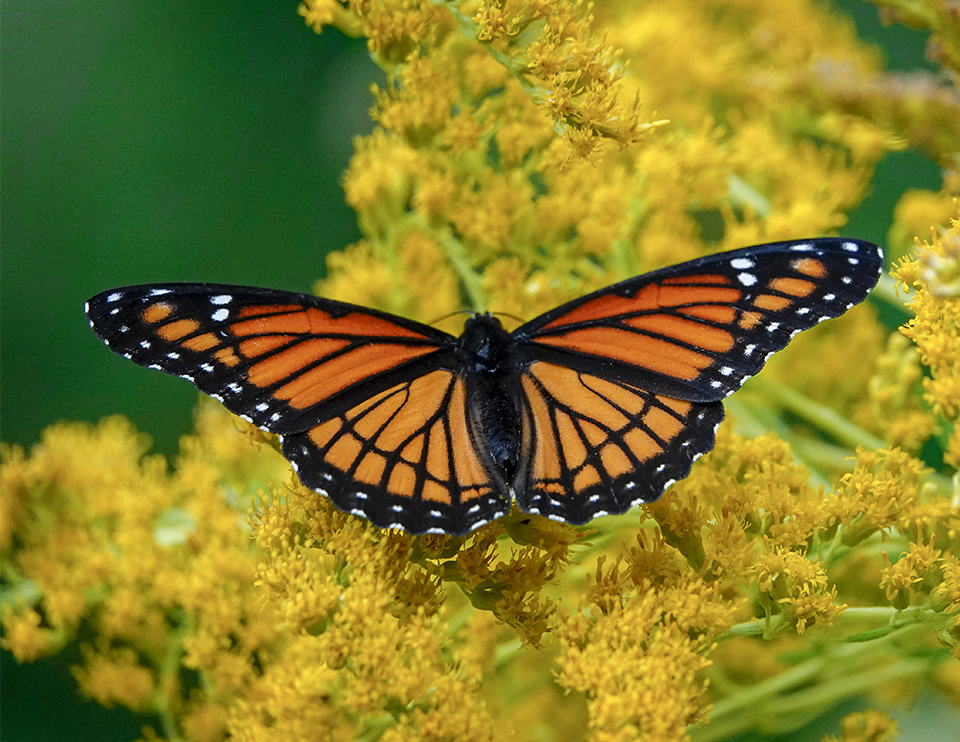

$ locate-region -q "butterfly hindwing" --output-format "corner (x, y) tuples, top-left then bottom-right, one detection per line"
(85, 284), (455, 433)
(281, 370), (510, 535)
(514, 239), (883, 402)
(514, 361), (724, 523)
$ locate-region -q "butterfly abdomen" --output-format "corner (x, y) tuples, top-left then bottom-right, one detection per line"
(459, 315), (524, 478)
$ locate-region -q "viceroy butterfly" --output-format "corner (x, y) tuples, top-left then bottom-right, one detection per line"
(86, 238), (883, 536)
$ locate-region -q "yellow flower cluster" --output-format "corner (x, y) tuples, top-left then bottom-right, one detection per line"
(891, 205), (960, 466)
(3, 1), (960, 741)
(4, 413), (956, 740)
(310, 0), (900, 329)
(820, 710), (899, 742)
(1, 408), (288, 736)
(555, 548), (735, 741)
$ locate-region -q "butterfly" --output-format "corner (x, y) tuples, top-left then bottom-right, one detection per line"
(85, 238), (883, 536)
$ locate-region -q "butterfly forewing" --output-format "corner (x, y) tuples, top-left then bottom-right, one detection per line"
(85, 284), (455, 433)
(514, 362), (724, 523)
(514, 239), (883, 402)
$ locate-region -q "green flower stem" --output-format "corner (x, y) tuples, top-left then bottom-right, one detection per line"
(744, 375), (886, 451)
(718, 606), (936, 644)
(154, 618), (193, 742)
(433, 1), (546, 101)
(717, 616), (787, 640)
(697, 656), (931, 741)
(693, 631), (934, 742)
(425, 220), (488, 313)
(0, 573), (42, 610)
(872, 273), (908, 309)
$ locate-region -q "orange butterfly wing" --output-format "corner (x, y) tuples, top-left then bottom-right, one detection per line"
(513, 361), (723, 523)
(282, 370), (509, 534)
(515, 239), (884, 401)
(85, 285), (510, 534)
(509, 239), (883, 523)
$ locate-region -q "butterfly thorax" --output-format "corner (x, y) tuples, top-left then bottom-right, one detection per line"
(459, 314), (523, 478)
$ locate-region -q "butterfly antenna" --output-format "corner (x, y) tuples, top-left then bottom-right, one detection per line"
(490, 311), (526, 329)
(428, 309), (476, 326)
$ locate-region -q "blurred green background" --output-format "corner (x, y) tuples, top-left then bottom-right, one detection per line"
(0, 1), (951, 740)
(1, 0), (377, 458)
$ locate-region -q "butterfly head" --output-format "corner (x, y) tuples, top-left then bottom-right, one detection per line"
(459, 313), (515, 371)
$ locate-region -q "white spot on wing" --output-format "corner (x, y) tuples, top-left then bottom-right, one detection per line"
(107, 292), (122, 303)
(738, 272), (758, 287)
(211, 308), (229, 322)
(211, 295), (232, 305)
(730, 258), (755, 269)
